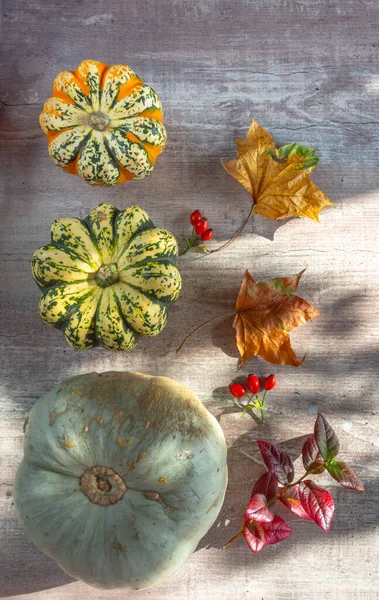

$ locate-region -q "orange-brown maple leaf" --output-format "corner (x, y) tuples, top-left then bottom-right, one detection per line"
(223, 119), (333, 222)
(233, 270), (319, 367)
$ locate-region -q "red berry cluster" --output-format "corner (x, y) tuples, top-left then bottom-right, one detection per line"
(179, 210), (214, 255)
(190, 210), (213, 241)
(229, 374), (277, 423)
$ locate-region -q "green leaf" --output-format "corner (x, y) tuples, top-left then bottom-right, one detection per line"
(267, 143), (319, 171)
(191, 244), (209, 254)
(326, 460), (364, 491)
(314, 413), (340, 461)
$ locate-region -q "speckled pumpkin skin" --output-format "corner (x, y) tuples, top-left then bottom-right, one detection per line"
(32, 202), (181, 351)
(40, 59), (167, 186)
(14, 372), (227, 590)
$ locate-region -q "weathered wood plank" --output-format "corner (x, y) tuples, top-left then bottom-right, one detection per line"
(1, 0), (379, 598)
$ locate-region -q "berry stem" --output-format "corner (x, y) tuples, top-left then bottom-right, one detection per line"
(209, 203), (255, 255)
(260, 390), (267, 423)
(176, 311), (235, 353)
(179, 229), (199, 256)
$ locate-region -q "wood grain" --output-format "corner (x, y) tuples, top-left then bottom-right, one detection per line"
(1, 0), (379, 598)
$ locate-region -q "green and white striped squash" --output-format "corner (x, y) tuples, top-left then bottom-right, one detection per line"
(39, 59), (167, 186)
(32, 203), (181, 351)
(14, 371), (228, 590)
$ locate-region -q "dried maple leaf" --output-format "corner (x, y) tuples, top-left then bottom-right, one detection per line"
(223, 119), (333, 222)
(233, 269), (319, 367)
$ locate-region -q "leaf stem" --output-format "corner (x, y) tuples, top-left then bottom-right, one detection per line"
(176, 311), (235, 353)
(266, 465), (323, 508)
(223, 525), (244, 549)
(209, 203), (255, 254)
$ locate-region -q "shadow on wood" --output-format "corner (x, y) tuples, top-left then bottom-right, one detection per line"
(0, 532), (75, 597)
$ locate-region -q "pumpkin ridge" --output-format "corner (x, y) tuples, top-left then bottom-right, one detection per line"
(48, 241), (97, 270)
(62, 287), (99, 328)
(101, 136), (135, 184)
(87, 203), (118, 263)
(110, 288), (139, 346)
(95, 288), (137, 351)
(107, 289), (135, 340)
(103, 129), (152, 179)
(77, 131), (121, 186)
(47, 240), (98, 269)
(45, 125), (84, 144)
(49, 220), (101, 270)
(113, 212), (155, 263)
(52, 70), (92, 111)
(115, 278), (168, 306)
(113, 225), (158, 264)
(115, 76), (145, 103)
(135, 107), (164, 122)
(114, 282), (168, 337)
(118, 262), (182, 302)
(115, 227), (178, 267)
(32, 247), (92, 289)
(49, 128), (92, 168)
(64, 291), (99, 350)
(121, 130), (165, 165)
(40, 285), (97, 329)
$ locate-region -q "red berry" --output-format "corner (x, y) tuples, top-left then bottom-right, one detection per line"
(246, 374), (260, 394)
(263, 374), (276, 391)
(229, 383), (247, 398)
(194, 218), (208, 235)
(201, 228), (213, 241)
(190, 210), (202, 225)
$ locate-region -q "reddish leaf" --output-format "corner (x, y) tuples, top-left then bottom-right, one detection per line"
(326, 460), (365, 491)
(257, 440), (294, 485)
(314, 413), (339, 461)
(302, 434), (325, 474)
(299, 480), (335, 532)
(242, 520), (266, 553)
(233, 269), (319, 367)
(279, 485), (313, 520)
(245, 493), (273, 523)
(251, 471), (278, 502)
(262, 515), (292, 546)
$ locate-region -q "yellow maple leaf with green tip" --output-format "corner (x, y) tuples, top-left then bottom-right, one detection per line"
(223, 119), (333, 222)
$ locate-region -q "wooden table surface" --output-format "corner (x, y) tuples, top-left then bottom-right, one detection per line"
(1, 1), (379, 598)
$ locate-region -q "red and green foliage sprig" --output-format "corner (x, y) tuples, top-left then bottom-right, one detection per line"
(224, 413), (364, 554)
(229, 374), (277, 423)
(179, 210), (214, 255)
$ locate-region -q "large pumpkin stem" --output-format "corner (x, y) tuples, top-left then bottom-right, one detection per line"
(80, 465), (127, 506)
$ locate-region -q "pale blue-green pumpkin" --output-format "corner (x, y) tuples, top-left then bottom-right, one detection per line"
(14, 372), (227, 590)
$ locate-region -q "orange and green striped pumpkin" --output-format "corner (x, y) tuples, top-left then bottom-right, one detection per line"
(39, 60), (167, 186)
